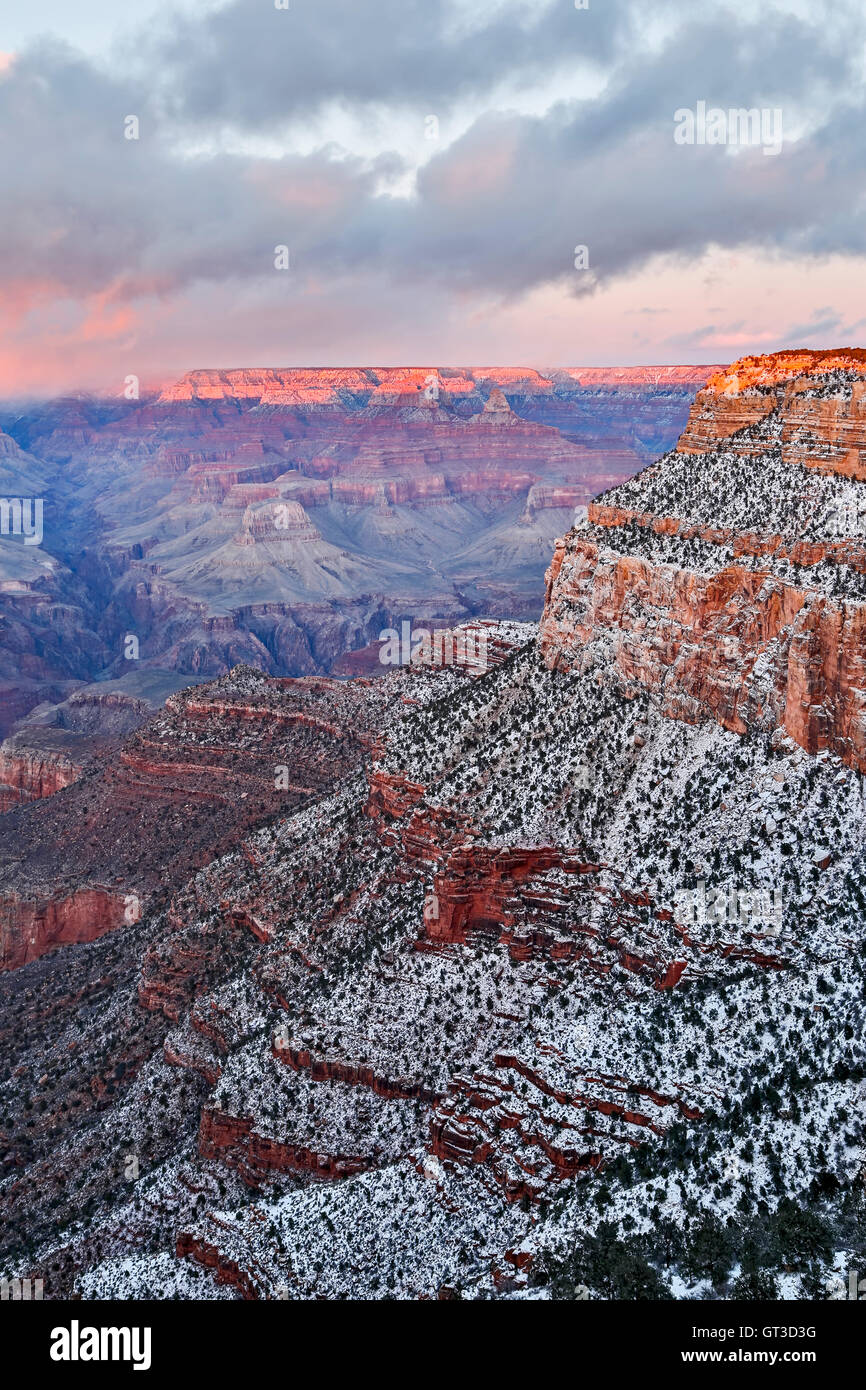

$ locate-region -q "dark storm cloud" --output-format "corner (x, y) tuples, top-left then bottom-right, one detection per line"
(1, 0), (865, 323)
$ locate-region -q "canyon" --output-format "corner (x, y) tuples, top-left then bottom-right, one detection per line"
(0, 365), (715, 751)
(0, 349), (863, 1303)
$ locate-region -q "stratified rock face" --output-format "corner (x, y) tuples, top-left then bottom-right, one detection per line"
(163, 365), (717, 405)
(560, 365), (726, 388)
(677, 349), (866, 470)
(0, 887), (131, 971)
(0, 742), (81, 811)
(159, 368), (378, 404)
(541, 350), (866, 773)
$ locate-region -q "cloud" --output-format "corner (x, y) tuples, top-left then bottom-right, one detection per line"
(0, 41), (396, 307)
(145, 0), (631, 129)
(1, 0), (866, 391)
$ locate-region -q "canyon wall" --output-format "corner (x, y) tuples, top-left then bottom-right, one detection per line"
(0, 886), (132, 971)
(541, 350), (866, 772)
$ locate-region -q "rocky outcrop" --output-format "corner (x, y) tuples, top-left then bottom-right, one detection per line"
(541, 350), (866, 773)
(367, 744), (692, 984)
(273, 1042), (439, 1104)
(428, 1054), (701, 1201)
(0, 744), (81, 811)
(198, 1107), (371, 1186)
(164, 1032), (222, 1086)
(677, 349), (866, 458)
(416, 842), (688, 984)
(0, 886), (132, 971)
(175, 1232), (259, 1300)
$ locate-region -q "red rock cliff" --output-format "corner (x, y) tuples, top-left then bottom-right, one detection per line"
(540, 349), (866, 772)
(0, 745), (82, 812)
(0, 887), (133, 971)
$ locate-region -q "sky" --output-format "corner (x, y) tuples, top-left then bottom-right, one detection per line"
(1, 0), (866, 395)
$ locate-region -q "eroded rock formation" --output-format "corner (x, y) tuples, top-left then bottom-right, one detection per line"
(541, 351), (866, 772)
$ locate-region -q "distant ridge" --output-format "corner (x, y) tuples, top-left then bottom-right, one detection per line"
(159, 364), (724, 403)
